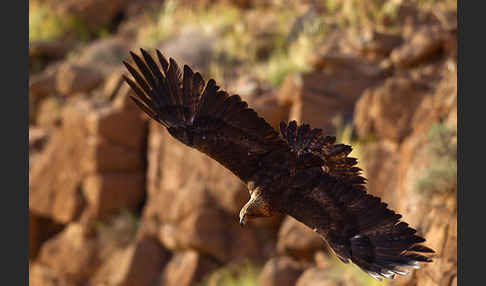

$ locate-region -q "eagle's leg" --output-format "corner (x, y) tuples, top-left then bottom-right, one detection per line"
(239, 186), (273, 226)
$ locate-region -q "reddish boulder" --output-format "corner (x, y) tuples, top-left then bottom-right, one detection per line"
(258, 256), (305, 286)
(354, 76), (430, 143)
(390, 25), (445, 68)
(91, 237), (171, 286)
(276, 216), (327, 261)
(37, 223), (100, 280)
(29, 263), (80, 286)
(56, 63), (104, 96)
(82, 173), (145, 219)
(278, 56), (384, 134)
(155, 250), (220, 286)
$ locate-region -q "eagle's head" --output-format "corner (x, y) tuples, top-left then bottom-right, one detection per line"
(239, 185), (272, 226)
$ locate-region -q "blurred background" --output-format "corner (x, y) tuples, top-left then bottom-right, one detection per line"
(29, 0), (457, 285)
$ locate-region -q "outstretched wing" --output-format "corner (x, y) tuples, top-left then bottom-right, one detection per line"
(122, 49), (289, 182)
(281, 172), (434, 280)
(280, 120), (366, 189)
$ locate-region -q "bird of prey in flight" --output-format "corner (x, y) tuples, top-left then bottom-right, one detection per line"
(122, 49), (434, 280)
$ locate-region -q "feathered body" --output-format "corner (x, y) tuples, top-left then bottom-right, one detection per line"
(123, 49), (434, 280)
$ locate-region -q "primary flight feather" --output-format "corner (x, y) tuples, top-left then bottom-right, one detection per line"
(122, 49), (434, 280)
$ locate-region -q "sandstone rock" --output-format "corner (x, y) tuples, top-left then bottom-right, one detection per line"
(52, 0), (129, 31)
(276, 216), (326, 261)
(29, 64), (59, 99)
(29, 127), (48, 153)
(313, 251), (331, 269)
(141, 123), (272, 263)
(368, 66), (456, 286)
(37, 223), (100, 280)
(144, 122), (247, 218)
(35, 96), (63, 128)
(29, 96), (147, 223)
(76, 36), (133, 73)
(30, 64), (59, 124)
(102, 68), (126, 100)
(82, 173), (145, 219)
(29, 130), (87, 224)
(393, 132), (457, 286)
(411, 66), (457, 133)
(251, 93), (289, 130)
(91, 237), (171, 286)
(158, 28), (216, 76)
(156, 250), (220, 286)
(390, 25), (445, 68)
(258, 256), (304, 286)
(56, 63), (104, 96)
(85, 100), (147, 150)
(159, 205), (228, 262)
(29, 212), (42, 259)
(29, 263), (80, 286)
(29, 212), (64, 260)
(354, 76), (430, 143)
(82, 137), (144, 173)
(278, 62), (383, 134)
(358, 141), (400, 205)
(29, 40), (73, 62)
(351, 29), (404, 59)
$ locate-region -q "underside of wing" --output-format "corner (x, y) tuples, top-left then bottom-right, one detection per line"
(281, 173), (434, 280)
(122, 49), (288, 181)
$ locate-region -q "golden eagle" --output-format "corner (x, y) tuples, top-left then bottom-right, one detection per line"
(122, 49), (434, 280)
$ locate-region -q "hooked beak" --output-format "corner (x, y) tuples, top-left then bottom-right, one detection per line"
(239, 214), (246, 227)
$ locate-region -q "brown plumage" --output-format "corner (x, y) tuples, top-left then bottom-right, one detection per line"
(122, 49), (434, 280)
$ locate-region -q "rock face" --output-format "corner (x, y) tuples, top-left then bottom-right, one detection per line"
(390, 25), (446, 68)
(56, 63), (105, 96)
(51, 0), (129, 31)
(140, 123), (277, 263)
(276, 217), (327, 261)
(155, 250), (220, 286)
(28, 2), (457, 286)
(91, 237), (171, 286)
(354, 76), (430, 143)
(258, 256), (304, 286)
(278, 53), (385, 134)
(29, 263), (81, 286)
(29, 94), (147, 224)
(37, 223), (100, 280)
(158, 28), (216, 76)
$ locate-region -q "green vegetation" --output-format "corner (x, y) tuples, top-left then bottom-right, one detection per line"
(29, 2), (111, 43)
(323, 255), (390, 286)
(29, 3), (66, 42)
(94, 210), (140, 257)
(137, 0), (325, 88)
(198, 261), (261, 286)
(414, 122), (457, 195)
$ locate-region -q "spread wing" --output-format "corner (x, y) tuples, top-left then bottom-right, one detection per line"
(122, 49), (289, 182)
(281, 173), (433, 280)
(280, 120), (366, 189)
(279, 121), (433, 280)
